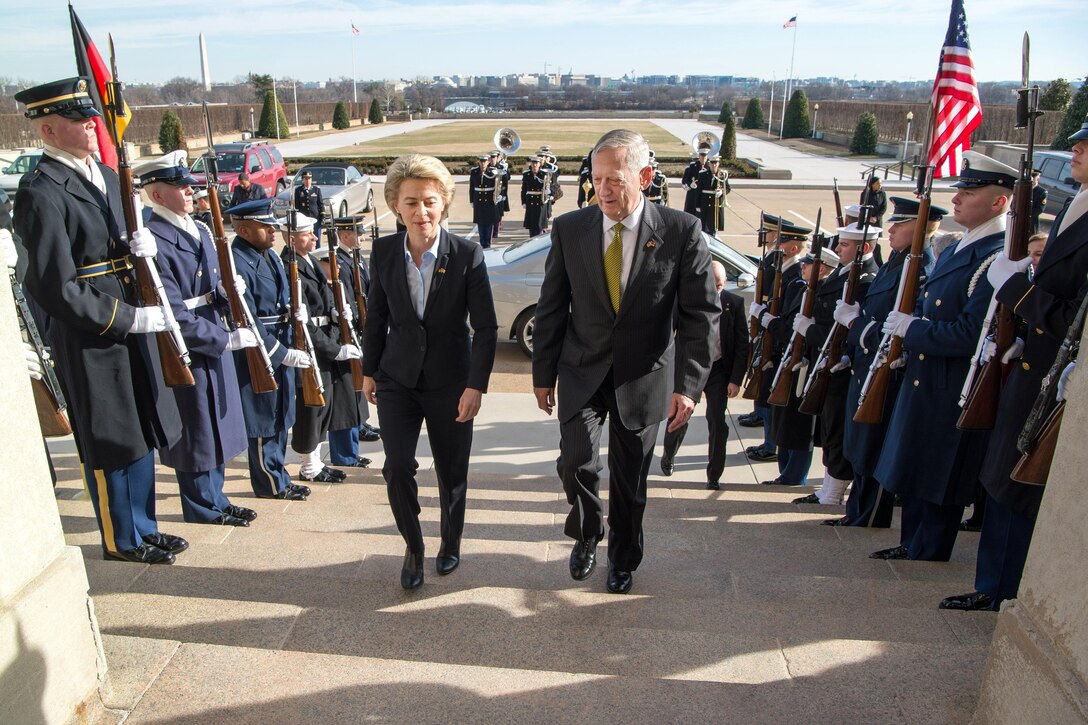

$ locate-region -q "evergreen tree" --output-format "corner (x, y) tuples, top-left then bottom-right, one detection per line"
(257, 90), (290, 139)
(717, 101), (731, 124)
(367, 100), (384, 125)
(1050, 77), (1088, 151)
(782, 89), (811, 139)
(157, 109), (186, 153)
(332, 101), (350, 130)
(741, 97), (764, 130)
(1039, 78), (1072, 112)
(850, 112), (880, 155)
(721, 109), (737, 160)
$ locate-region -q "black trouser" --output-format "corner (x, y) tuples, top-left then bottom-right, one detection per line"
(843, 472), (895, 527)
(375, 372), (471, 555)
(662, 365), (729, 484)
(557, 375), (659, 572)
(820, 383), (854, 481)
(899, 495), (964, 561)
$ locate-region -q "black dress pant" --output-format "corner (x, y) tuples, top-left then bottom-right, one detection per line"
(899, 494), (964, 561)
(662, 364), (729, 484)
(557, 375), (659, 572)
(820, 381), (854, 481)
(375, 372), (471, 554)
(843, 472), (895, 527)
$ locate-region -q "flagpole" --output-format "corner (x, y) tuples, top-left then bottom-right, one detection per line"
(767, 72), (775, 136)
(272, 78), (280, 139)
(780, 21), (797, 139)
(351, 20), (358, 105)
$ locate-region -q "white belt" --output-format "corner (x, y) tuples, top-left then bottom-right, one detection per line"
(311, 315), (330, 327)
(184, 292), (214, 310)
(525, 191), (543, 196)
(473, 187), (495, 192)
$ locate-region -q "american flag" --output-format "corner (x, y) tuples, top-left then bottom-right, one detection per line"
(351, 23), (360, 36)
(783, 16), (797, 28)
(928, 0), (982, 178)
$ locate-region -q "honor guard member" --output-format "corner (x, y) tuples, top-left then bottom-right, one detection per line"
(227, 198), (311, 501)
(695, 155), (730, 235)
(828, 199), (941, 527)
(13, 77), (186, 564)
(577, 152), (595, 208)
(135, 151), (258, 527)
(840, 204), (887, 265)
(294, 170), (325, 241)
(759, 247), (835, 486)
(738, 212), (785, 430)
(538, 146), (561, 231)
(941, 117), (1088, 611)
(521, 156), (548, 237)
(326, 215), (379, 468)
(469, 154), (500, 248)
(870, 151), (1015, 562)
(192, 188), (213, 228)
(792, 224), (879, 506)
(279, 212), (357, 483)
(681, 150), (709, 215)
(488, 152), (510, 238)
(644, 161), (669, 206)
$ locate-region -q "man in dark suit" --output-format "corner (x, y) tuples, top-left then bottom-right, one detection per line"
(870, 152), (1016, 562)
(533, 129), (720, 595)
(941, 117), (1088, 611)
(659, 260), (746, 489)
(14, 78), (186, 564)
(229, 172), (266, 208)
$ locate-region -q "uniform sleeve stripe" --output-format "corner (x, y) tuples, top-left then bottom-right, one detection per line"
(1012, 285), (1035, 314)
(99, 299), (119, 336)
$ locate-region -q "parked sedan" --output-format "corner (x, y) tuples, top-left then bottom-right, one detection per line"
(1, 149), (43, 196)
(273, 162), (375, 219)
(485, 232), (758, 357)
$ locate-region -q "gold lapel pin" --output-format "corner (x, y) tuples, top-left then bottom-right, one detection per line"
(646, 241), (657, 248)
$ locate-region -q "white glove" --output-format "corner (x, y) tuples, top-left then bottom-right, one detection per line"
(217, 274), (247, 299)
(792, 315), (814, 337)
(335, 344), (362, 361)
(830, 354), (852, 373)
(23, 341), (43, 380)
(881, 310), (916, 338)
(760, 311), (777, 329)
(0, 229), (16, 269)
(980, 336), (996, 363)
(282, 349), (312, 368)
(129, 306), (170, 334)
(125, 228), (158, 258)
(340, 304), (354, 324)
(986, 254), (1032, 291)
(982, 336), (1025, 364)
(833, 299), (860, 328)
(226, 327), (260, 351)
(749, 301), (766, 319)
(1057, 361), (1076, 402)
(295, 304), (310, 324)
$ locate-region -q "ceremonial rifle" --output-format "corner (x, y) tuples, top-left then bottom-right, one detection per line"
(799, 207), (873, 416)
(286, 210), (325, 407)
(351, 242), (368, 339)
(9, 269), (70, 437)
(326, 224), (365, 391)
(746, 221), (767, 369)
(769, 210), (823, 407)
(105, 37), (193, 388)
(832, 178), (845, 228)
(957, 33), (1042, 430)
(200, 102), (277, 393)
(742, 217), (785, 400)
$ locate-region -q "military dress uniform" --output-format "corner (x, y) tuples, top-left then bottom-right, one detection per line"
(577, 154), (595, 208)
(521, 165), (548, 237)
(469, 158), (500, 248)
(681, 155), (707, 216)
(695, 161), (730, 235)
(13, 78), (183, 563)
(294, 178), (325, 241)
(227, 199), (302, 500)
(644, 166), (669, 206)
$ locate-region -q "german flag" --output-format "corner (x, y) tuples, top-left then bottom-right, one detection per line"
(69, 4), (130, 170)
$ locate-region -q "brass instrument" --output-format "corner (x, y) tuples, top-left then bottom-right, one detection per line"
(493, 127), (521, 154)
(690, 130), (721, 157)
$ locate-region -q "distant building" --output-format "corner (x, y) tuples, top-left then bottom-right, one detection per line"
(444, 101), (486, 113)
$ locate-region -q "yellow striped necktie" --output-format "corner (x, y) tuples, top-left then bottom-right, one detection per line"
(605, 222), (623, 313)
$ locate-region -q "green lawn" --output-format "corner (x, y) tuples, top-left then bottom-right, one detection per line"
(319, 120), (689, 158)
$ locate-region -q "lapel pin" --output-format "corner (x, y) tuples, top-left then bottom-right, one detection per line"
(645, 241), (657, 249)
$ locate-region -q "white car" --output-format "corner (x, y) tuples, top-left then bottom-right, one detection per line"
(1, 149), (43, 196)
(273, 163), (375, 220)
(485, 232), (758, 357)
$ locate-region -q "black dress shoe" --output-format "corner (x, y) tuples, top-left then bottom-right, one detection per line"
(360, 427), (381, 442)
(761, 478), (803, 487)
(142, 532), (190, 553)
(738, 413), (763, 428)
(290, 482), (312, 497)
(225, 505), (258, 522)
(300, 469), (342, 483)
(606, 566), (633, 594)
(748, 448), (778, 462)
(256, 487), (307, 501)
(326, 467), (347, 481)
(340, 457), (371, 468)
(569, 539), (598, 581)
(938, 591), (998, 611)
(869, 545), (909, 560)
(792, 493), (821, 504)
(105, 544), (175, 565)
(436, 539), (460, 575)
(401, 549), (424, 590)
(744, 444), (762, 455)
(821, 517), (849, 527)
(706, 481), (720, 491)
(213, 513), (249, 527)
(959, 519), (983, 532)
(660, 456), (674, 476)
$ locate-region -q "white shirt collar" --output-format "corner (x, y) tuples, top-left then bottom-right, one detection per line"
(404, 230), (441, 263)
(149, 200), (200, 239)
(601, 196), (646, 237)
(43, 144), (106, 195)
(955, 214), (1006, 254)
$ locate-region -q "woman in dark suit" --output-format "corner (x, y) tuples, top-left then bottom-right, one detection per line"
(361, 154), (498, 590)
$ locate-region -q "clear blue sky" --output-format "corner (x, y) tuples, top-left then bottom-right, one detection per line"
(1, 1), (1082, 86)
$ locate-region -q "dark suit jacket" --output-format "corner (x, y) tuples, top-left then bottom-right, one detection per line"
(230, 182), (267, 208)
(532, 201), (720, 428)
(716, 289), (748, 387)
(362, 228), (497, 392)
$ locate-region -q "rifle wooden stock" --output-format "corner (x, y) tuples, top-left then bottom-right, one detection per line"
(744, 235), (785, 400)
(32, 379), (71, 437)
(288, 259), (326, 408)
(11, 271), (71, 436)
(352, 246), (368, 338)
(770, 222), (823, 407)
(1011, 400), (1063, 486)
(832, 178), (845, 228)
(798, 362), (829, 416)
(326, 228), (365, 392)
(852, 355), (893, 425)
(741, 358), (763, 400)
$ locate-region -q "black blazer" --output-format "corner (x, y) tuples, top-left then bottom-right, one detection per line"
(716, 289), (748, 386)
(362, 228), (497, 392)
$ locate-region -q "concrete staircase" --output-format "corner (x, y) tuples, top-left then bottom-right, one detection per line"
(53, 393), (995, 723)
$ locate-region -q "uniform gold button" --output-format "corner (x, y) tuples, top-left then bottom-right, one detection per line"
(197, 270), (203, 277)
(1022, 361), (1030, 371)
(935, 299), (942, 306)
(122, 276), (131, 284)
(924, 292), (929, 299)
(1036, 327), (1044, 335)
(914, 380), (920, 386)
(918, 353), (925, 361)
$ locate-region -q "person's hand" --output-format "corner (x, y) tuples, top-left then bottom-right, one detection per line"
(792, 314), (814, 337)
(0, 229), (16, 269)
(726, 382), (740, 398)
(760, 311), (777, 329)
(23, 341), (43, 380)
(125, 228), (158, 258)
(282, 349), (312, 368)
(340, 303), (354, 324)
(666, 393), (696, 433)
(129, 306), (170, 334)
(534, 386), (555, 415)
(456, 387), (483, 422)
(833, 300), (860, 328)
(218, 274), (247, 299)
(335, 344), (362, 361)
(295, 304), (310, 324)
(226, 327), (260, 351)
(986, 253), (1032, 291)
(882, 311), (916, 338)
(830, 354), (853, 373)
(362, 375), (377, 405)
(749, 301), (766, 320)
(1057, 361), (1076, 402)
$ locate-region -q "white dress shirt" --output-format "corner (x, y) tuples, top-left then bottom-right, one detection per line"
(43, 144), (106, 196)
(601, 196), (646, 293)
(404, 231), (440, 319)
(954, 213), (1006, 255)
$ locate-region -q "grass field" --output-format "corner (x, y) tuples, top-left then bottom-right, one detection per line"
(320, 120), (690, 158)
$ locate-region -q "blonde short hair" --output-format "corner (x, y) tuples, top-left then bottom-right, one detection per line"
(384, 154), (455, 222)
